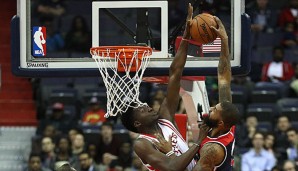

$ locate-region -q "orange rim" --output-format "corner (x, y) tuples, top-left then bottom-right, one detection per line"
(91, 46), (152, 72)
(90, 46), (152, 58)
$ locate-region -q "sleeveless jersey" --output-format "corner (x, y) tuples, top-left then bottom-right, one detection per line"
(199, 126), (235, 171)
(137, 119), (196, 171)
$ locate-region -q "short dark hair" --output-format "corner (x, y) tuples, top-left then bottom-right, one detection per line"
(121, 106), (138, 133)
(253, 131), (264, 139)
(29, 153), (41, 160)
(101, 121), (114, 130)
(286, 127), (298, 134)
(220, 101), (240, 128)
(277, 114), (290, 122)
(79, 151), (90, 158)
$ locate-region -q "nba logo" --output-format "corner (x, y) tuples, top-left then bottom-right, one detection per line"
(32, 26), (46, 57)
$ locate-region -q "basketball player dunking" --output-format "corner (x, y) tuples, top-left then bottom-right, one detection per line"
(120, 3), (211, 171)
(156, 16), (240, 171)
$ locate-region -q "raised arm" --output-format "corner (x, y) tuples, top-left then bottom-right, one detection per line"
(159, 4), (193, 122)
(211, 17), (232, 103)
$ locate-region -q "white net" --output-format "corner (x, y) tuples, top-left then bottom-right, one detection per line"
(90, 46), (152, 117)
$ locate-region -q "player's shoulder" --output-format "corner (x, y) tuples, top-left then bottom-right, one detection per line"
(134, 138), (154, 151)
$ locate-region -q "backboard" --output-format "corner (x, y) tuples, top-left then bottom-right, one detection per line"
(11, 0), (251, 77)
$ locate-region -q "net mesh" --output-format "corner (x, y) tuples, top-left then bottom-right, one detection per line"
(90, 46), (152, 117)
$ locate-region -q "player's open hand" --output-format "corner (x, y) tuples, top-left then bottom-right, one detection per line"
(210, 16), (228, 40)
(153, 134), (173, 154)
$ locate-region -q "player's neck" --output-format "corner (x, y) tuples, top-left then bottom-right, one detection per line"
(140, 123), (161, 135)
(210, 127), (230, 137)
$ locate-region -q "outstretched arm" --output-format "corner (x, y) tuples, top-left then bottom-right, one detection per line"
(211, 17), (232, 103)
(159, 3), (193, 122)
(192, 143), (225, 171)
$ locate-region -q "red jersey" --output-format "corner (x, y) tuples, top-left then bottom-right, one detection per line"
(199, 126), (235, 171)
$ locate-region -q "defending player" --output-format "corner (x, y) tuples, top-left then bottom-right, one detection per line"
(156, 16), (240, 171)
(120, 3), (210, 171)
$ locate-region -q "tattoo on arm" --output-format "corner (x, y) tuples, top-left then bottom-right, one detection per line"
(218, 84), (232, 103)
(194, 143), (224, 171)
(218, 51), (232, 103)
(201, 144), (217, 167)
(218, 57), (231, 75)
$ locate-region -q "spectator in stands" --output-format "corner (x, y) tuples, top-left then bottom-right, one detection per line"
(264, 132), (276, 154)
(41, 137), (56, 170)
(278, 0), (298, 28)
(97, 122), (123, 163)
(68, 128), (81, 145)
(65, 15), (91, 53)
(39, 16), (65, 52)
(43, 124), (58, 139)
(275, 115), (292, 149)
(261, 46), (294, 82)
(87, 144), (99, 164)
(71, 133), (86, 170)
(55, 137), (73, 163)
(115, 141), (133, 169)
(241, 132), (276, 171)
(32, 124), (58, 154)
(282, 22), (298, 48)
(37, 102), (76, 135)
(236, 115), (258, 148)
(78, 151), (99, 171)
(283, 160), (297, 171)
(72, 134), (85, 156)
(286, 128), (298, 161)
(246, 0), (277, 33)
(82, 97), (106, 125)
(25, 153), (51, 171)
(289, 63), (298, 97)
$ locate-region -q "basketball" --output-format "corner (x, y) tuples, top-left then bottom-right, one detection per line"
(190, 13), (218, 44)
(41, 39), (46, 44)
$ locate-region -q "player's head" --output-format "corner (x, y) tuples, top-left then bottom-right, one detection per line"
(121, 105), (158, 133)
(204, 101), (239, 129)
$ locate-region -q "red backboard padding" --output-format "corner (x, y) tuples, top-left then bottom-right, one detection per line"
(175, 114), (188, 141)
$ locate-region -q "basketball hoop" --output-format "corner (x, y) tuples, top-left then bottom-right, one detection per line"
(90, 46), (152, 117)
